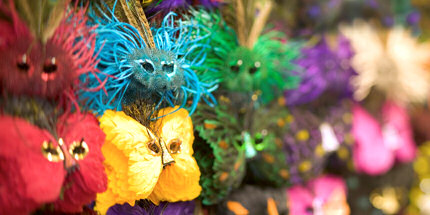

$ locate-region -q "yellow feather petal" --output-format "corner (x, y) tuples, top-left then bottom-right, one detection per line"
(97, 110), (163, 213)
(157, 107), (194, 155)
(96, 187), (117, 215)
(147, 154), (202, 204)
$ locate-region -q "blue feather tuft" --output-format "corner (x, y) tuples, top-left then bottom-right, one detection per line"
(80, 2), (217, 116)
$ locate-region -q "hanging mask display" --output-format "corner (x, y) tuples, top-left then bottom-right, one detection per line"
(190, 2), (300, 205)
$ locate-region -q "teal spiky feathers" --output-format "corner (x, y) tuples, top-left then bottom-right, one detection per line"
(80, 1), (217, 116)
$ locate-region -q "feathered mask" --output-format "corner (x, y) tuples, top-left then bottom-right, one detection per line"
(0, 1), (107, 214)
(0, 0), (104, 106)
(190, 2), (300, 204)
(192, 100), (247, 205)
(287, 175), (350, 215)
(191, 2), (299, 104)
(96, 107), (201, 214)
(284, 36), (356, 106)
(341, 21), (430, 104)
(82, 0), (217, 117)
(352, 101), (416, 175)
(0, 113), (107, 214)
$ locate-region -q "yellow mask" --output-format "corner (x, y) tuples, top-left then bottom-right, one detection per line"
(96, 107), (201, 214)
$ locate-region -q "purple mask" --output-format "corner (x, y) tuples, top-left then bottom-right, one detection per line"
(284, 36), (356, 106)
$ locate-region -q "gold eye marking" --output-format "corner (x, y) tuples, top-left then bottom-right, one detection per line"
(68, 139), (90, 160)
(168, 138), (182, 154)
(42, 141), (64, 162)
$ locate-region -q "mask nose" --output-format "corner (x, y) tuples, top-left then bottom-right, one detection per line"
(58, 138), (79, 173)
(160, 139), (175, 167)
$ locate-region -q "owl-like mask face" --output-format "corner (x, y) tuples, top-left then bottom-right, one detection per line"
(0, 37), (75, 98)
(223, 47), (264, 93)
(96, 107), (201, 214)
(0, 113), (107, 214)
(0, 5), (100, 100)
(129, 49), (184, 93)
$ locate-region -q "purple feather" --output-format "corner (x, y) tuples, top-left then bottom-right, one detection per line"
(145, 0), (190, 17)
(107, 201), (196, 215)
(145, 0), (220, 17)
(284, 36), (356, 106)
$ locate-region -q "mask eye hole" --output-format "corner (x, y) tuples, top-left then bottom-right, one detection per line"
(168, 138), (182, 154)
(255, 129), (268, 145)
(42, 141), (64, 162)
(255, 136), (264, 145)
(230, 59), (243, 73)
(249, 61), (261, 74)
(43, 57), (58, 74)
(41, 57), (58, 81)
(161, 61), (175, 74)
(68, 139), (89, 160)
(147, 140), (161, 155)
(16, 54), (30, 73)
(136, 59), (155, 73)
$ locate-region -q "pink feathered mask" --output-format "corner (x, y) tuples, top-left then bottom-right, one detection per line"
(352, 101), (416, 175)
(287, 175), (350, 215)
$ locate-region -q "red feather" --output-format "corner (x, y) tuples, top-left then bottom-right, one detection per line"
(0, 113), (107, 214)
(0, 1), (105, 107)
(0, 115), (66, 215)
(54, 113), (107, 213)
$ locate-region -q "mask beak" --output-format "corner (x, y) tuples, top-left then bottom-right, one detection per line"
(160, 139), (175, 167)
(58, 138), (79, 173)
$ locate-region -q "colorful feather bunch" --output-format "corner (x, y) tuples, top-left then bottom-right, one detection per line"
(0, 0), (107, 214)
(189, 3), (300, 205)
(1, 1), (430, 215)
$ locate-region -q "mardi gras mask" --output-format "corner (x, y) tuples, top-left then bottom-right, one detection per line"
(0, 113), (107, 214)
(287, 175), (350, 215)
(96, 107), (201, 214)
(0, 0), (103, 102)
(190, 6), (299, 105)
(192, 101), (247, 205)
(352, 101), (416, 175)
(341, 21), (430, 104)
(82, 0), (216, 116)
(284, 36), (356, 106)
(244, 100), (290, 187)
